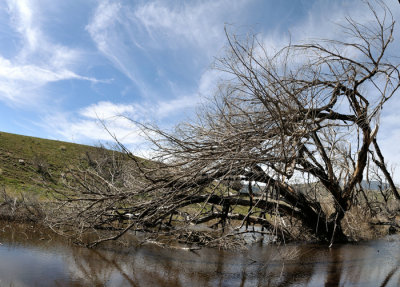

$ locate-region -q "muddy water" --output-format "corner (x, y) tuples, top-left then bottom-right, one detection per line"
(0, 223), (399, 287)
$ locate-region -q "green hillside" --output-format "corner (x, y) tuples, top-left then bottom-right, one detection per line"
(0, 131), (106, 196)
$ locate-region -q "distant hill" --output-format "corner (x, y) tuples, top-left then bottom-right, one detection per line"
(239, 184), (265, 195)
(360, 180), (391, 191)
(0, 131), (109, 195)
(238, 180), (394, 195)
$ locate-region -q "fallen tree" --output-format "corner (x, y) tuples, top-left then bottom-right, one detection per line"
(47, 1), (400, 248)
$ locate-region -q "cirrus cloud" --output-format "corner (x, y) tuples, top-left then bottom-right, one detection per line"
(0, 0), (101, 106)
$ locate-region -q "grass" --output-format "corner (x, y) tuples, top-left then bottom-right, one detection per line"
(0, 131), (109, 197)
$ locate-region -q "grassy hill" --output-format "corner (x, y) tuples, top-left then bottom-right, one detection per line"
(0, 131), (106, 196)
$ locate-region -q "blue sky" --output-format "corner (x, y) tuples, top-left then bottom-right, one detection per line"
(1, 0), (400, 177)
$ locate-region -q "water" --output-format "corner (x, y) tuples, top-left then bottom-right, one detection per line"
(0, 222), (399, 286)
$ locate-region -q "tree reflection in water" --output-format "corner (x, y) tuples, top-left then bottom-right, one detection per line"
(0, 222), (399, 286)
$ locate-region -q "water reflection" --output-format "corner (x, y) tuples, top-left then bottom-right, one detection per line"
(0, 222), (399, 286)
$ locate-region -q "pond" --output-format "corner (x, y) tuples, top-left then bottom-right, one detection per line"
(0, 222), (399, 286)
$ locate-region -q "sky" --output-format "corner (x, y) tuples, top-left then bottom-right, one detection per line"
(0, 0), (400, 179)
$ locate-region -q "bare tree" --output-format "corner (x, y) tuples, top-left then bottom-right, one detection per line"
(49, 1), (400, 248)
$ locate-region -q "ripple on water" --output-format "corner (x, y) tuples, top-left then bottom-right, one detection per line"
(0, 222), (399, 286)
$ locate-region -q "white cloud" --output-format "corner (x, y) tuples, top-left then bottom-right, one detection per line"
(75, 102), (140, 145)
(377, 130), (400, 182)
(0, 57), (99, 84)
(7, 0), (39, 53)
(79, 101), (135, 120)
(44, 95), (206, 150)
(84, 0), (248, 131)
(255, 1), (395, 61)
(85, 1), (122, 52)
(82, 97), (199, 122)
(156, 95), (200, 118)
(0, 0), (101, 106)
(197, 68), (228, 97)
(86, 1), (151, 96)
(43, 111), (143, 148)
(133, 0), (227, 51)
(86, 0), (252, 98)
